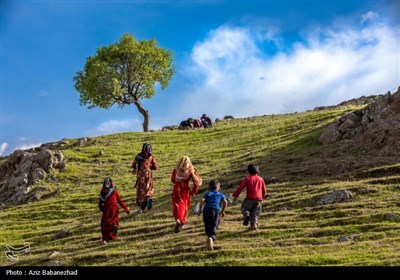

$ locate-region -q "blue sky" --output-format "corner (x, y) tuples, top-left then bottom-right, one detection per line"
(1, 0), (399, 156)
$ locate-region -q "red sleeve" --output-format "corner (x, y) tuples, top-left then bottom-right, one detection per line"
(116, 191), (129, 212)
(191, 177), (198, 195)
(171, 169), (176, 184)
(233, 177), (247, 198)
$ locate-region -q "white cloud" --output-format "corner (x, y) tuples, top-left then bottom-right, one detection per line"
(0, 140), (43, 156)
(15, 143), (42, 151)
(180, 18), (399, 119)
(86, 119), (142, 136)
(361, 11), (378, 24)
(0, 142), (8, 156)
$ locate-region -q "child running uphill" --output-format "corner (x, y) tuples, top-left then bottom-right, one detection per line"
(232, 164), (267, 230)
(171, 156), (202, 233)
(198, 179), (227, 251)
(98, 177), (131, 244)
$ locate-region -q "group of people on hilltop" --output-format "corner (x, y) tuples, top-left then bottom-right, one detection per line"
(98, 142), (268, 251)
(179, 114), (213, 130)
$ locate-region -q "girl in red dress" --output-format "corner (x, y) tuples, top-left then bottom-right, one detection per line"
(171, 156), (202, 233)
(98, 177), (131, 244)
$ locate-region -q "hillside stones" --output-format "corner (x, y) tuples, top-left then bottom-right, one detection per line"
(78, 137), (89, 146)
(319, 87), (400, 155)
(337, 235), (361, 242)
(383, 213), (400, 221)
(313, 95), (381, 111)
(31, 168), (47, 182)
(318, 125), (341, 144)
(0, 148), (65, 206)
(161, 125), (178, 131)
(314, 190), (353, 206)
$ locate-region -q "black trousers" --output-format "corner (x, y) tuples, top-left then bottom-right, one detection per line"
(203, 208), (221, 241)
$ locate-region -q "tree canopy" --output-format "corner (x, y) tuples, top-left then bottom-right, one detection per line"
(73, 33), (175, 132)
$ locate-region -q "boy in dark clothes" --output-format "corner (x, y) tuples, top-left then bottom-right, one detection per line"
(198, 179), (227, 251)
(232, 164), (267, 230)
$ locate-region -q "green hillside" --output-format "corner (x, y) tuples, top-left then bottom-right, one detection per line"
(1, 105), (400, 266)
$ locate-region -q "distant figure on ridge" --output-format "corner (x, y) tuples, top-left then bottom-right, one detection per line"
(179, 118), (194, 130)
(171, 156), (202, 233)
(197, 179), (227, 251)
(200, 114), (213, 128)
(232, 164), (267, 230)
(98, 177), (131, 245)
(131, 143), (158, 214)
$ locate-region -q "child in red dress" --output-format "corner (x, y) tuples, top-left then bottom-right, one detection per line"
(98, 177), (131, 244)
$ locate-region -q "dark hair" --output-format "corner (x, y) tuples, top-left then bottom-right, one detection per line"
(247, 164), (259, 175)
(208, 179), (220, 191)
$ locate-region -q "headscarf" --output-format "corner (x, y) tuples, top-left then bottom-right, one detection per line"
(135, 143), (152, 162)
(99, 177), (115, 202)
(174, 156), (202, 186)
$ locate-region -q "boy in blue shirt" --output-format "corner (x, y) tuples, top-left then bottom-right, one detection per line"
(198, 179), (227, 251)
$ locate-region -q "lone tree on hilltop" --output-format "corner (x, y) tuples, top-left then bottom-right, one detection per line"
(73, 33), (175, 132)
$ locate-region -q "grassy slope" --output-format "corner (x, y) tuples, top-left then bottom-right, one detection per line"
(1, 106), (399, 266)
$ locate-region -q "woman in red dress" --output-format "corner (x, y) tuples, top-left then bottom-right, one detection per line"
(132, 143), (158, 214)
(171, 156), (202, 233)
(98, 177), (131, 244)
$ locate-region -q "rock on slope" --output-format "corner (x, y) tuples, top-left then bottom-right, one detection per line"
(0, 148), (65, 206)
(319, 86), (400, 156)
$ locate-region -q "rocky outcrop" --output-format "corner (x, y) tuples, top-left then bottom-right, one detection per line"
(313, 190), (354, 206)
(319, 87), (400, 155)
(0, 148), (65, 206)
(161, 125), (179, 131)
(313, 95), (381, 111)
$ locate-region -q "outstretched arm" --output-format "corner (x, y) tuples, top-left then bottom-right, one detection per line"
(116, 191), (130, 214)
(232, 177), (247, 200)
(131, 160), (137, 175)
(191, 183), (199, 196)
(198, 198), (206, 215)
(171, 169), (176, 184)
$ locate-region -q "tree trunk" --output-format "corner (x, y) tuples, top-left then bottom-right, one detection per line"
(134, 102), (150, 132)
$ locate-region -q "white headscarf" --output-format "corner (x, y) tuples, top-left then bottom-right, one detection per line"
(174, 156), (202, 186)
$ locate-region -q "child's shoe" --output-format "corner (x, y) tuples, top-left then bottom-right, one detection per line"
(174, 220), (181, 233)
